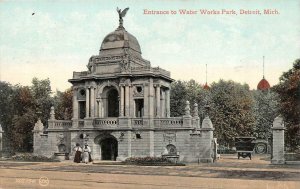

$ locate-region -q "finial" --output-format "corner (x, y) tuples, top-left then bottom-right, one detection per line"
(116, 7), (129, 29)
(193, 103), (198, 117)
(50, 106), (55, 120)
(185, 101), (191, 116)
(263, 56), (265, 79)
(205, 64), (208, 84)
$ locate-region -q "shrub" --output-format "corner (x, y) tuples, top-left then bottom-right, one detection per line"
(125, 156), (170, 163)
(124, 156), (185, 166)
(11, 153), (58, 162)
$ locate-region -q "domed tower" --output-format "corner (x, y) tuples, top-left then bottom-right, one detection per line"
(257, 56), (270, 90)
(69, 7), (173, 122)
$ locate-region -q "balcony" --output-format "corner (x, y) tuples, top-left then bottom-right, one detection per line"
(49, 117), (187, 130)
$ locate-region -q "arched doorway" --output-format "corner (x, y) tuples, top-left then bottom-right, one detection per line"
(100, 137), (118, 160)
(107, 88), (119, 117)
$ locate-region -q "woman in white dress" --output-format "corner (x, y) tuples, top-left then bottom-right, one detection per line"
(82, 144), (91, 164)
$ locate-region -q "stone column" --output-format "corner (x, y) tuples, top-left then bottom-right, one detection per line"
(127, 131), (131, 157)
(149, 79), (154, 118)
(183, 101), (192, 127)
(72, 87), (78, 119)
(165, 89), (170, 117)
(130, 85), (134, 117)
(143, 83), (149, 117)
(161, 90), (165, 117)
(120, 84), (124, 117)
(85, 87), (90, 118)
(125, 84), (130, 117)
(32, 119), (44, 155)
(90, 86), (95, 118)
(155, 84), (161, 117)
(271, 116), (285, 164)
(193, 103), (200, 129)
(0, 124), (3, 153)
(98, 99), (104, 118)
(200, 115), (214, 163)
(95, 99), (99, 117)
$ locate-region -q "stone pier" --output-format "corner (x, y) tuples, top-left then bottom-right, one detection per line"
(271, 116), (285, 164)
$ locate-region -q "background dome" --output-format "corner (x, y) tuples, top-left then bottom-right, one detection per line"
(100, 28), (141, 54)
(203, 83), (210, 90)
(257, 78), (270, 90)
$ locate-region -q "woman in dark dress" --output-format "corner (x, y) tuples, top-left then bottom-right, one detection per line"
(73, 143), (82, 163)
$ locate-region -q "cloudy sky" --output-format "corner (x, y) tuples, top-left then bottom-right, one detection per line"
(0, 0), (299, 91)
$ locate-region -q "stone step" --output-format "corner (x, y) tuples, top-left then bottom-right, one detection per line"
(92, 160), (123, 165)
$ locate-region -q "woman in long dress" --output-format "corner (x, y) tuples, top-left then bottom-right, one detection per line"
(82, 144), (91, 164)
(73, 143), (82, 163)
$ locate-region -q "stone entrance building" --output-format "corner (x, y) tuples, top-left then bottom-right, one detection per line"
(33, 9), (215, 162)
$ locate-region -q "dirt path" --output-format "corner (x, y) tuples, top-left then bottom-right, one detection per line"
(0, 154), (299, 189)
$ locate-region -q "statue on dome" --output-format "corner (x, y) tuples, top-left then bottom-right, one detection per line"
(117, 7), (129, 28)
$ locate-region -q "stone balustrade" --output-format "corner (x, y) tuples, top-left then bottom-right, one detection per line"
(51, 117), (187, 129)
(78, 120), (84, 127)
(132, 118), (143, 126)
(154, 117), (184, 127)
(131, 66), (170, 77)
(94, 118), (118, 127)
(54, 120), (73, 127)
(48, 120), (72, 129)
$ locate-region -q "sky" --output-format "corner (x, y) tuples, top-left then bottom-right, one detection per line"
(0, 0), (299, 91)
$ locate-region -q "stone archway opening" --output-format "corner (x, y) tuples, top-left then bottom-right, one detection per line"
(100, 137), (118, 161)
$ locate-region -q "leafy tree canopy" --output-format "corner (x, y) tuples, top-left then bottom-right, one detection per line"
(273, 59), (300, 149)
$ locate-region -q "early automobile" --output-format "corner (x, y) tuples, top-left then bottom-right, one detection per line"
(235, 137), (256, 160)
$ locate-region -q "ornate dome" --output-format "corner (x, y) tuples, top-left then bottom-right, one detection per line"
(100, 27), (141, 54)
(203, 82), (210, 90)
(257, 77), (270, 90)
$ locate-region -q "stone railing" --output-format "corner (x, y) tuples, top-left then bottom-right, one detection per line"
(73, 71), (89, 79)
(78, 120), (84, 127)
(94, 118), (118, 127)
(154, 117), (183, 127)
(132, 118), (143, 126)
(152, 67), (171, 77)
(53, 120), (72, 128)
(131, 66), (170, 77)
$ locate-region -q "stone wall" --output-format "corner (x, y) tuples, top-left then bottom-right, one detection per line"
(33, 103), (215, 162)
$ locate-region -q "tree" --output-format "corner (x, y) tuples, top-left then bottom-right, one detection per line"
(31, 77), (53, 125)
(252, 90), (279, 141)
(0, 81), (15, 153)
(9, 78), (53, 152)
(170, 79), (211, 118)
(53, 88), (73, 120)
(11, 110), (36, 151)
(170, 80), (187, 117)
(273, 59), (300, 150)
(209, 80), (255, 147)
(10, 86), (36, 151)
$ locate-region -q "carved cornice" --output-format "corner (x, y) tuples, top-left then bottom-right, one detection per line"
(94, 55), (123, 63)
